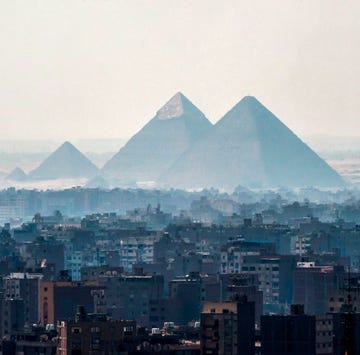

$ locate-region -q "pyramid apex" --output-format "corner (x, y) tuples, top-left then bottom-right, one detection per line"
(225, 95), (267, 116)
(156, 92), (186, 120)
(61, 141), (74, 148)
(57, 141), (79, 153)
(239, 95), (261, 104)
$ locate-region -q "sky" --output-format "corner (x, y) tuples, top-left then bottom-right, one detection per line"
(0, 0), (359, 141)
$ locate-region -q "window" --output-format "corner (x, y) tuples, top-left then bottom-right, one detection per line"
(71, 327), (82, 334)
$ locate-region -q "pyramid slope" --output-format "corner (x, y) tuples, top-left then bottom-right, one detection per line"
(29, 141), (99, 180)
(102, 92), (212, 185)
(161, 96), (345, 190)
(6, 167), (27, 181)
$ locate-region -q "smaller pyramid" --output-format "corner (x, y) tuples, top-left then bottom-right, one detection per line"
(29, 141), (99, 180)
(6, 167), (27, 181)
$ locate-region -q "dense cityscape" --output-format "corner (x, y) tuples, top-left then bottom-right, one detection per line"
(0, 186), (360, 353)
(2, 1), (359, 354)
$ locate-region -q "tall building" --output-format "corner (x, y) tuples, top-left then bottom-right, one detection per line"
(315, 315), (333, 355)
(39, 281), (103, 325)
(332, 302), (360, 355)
(98, 272), (164, 327)
(3, 272), (42, 325)
(220, 240), (275, 274)
(57, 306), (136, 355)
(26, 236), (65, 277)
(118, 235), (160, 271)
(293, 264), (344, 315)
(240, 254), (296, 309)
(0, 298), (24, 337)
(200, 296), (255, 355)
(169, 272), (220, 325)
(220, 273), (263, 328)
(261, 304), (333, 355)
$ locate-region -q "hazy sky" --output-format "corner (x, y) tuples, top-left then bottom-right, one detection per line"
(1, 0), (359, 140)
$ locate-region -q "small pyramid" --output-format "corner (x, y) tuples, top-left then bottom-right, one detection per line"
(29, 141), (99, 180)
(161, 96), (345, 190)
(6, 167), (27, 181)
(102, 92), (212, 185)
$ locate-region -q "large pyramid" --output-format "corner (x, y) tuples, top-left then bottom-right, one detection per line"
(160, 96), (345, 190)
(29, 141), (99, 180)
(102, 92), (212, 185)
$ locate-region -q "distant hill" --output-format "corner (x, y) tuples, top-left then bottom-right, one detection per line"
(102, 92), (212, 186)
(28, 141), (99, 180)
(161, 96), (345, 190)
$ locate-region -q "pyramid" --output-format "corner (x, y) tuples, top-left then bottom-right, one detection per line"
(160, 96), (345, 190)
(102, 92), (212, 185)
(6, 167), (27, 181)
(29, 141), (99, 180)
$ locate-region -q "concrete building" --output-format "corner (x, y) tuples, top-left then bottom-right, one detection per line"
(315, 315), (333, 355)
(3, 272), (42, 325)
(169, 272), (221, 325)
(39, 281), (103, 325)
(64, 247), (85, 281)
(291, 235), (312, 256)
(26, 236), (65, 277)
(98, 272), (164, 327)
(332, 303), (360, 355)
(200, 296), (255, 355)
(261, 305), (333, 355)
(293, 264), (344, 315)
(220, 273), (263, 329)
(57, 306), (136, 355)
(119, 235), (160, 271)
(0, 299), (24, 337)
(220, 240), (275, 274)
(241, 254), (296, 309)
(261, 305), (316, 355)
